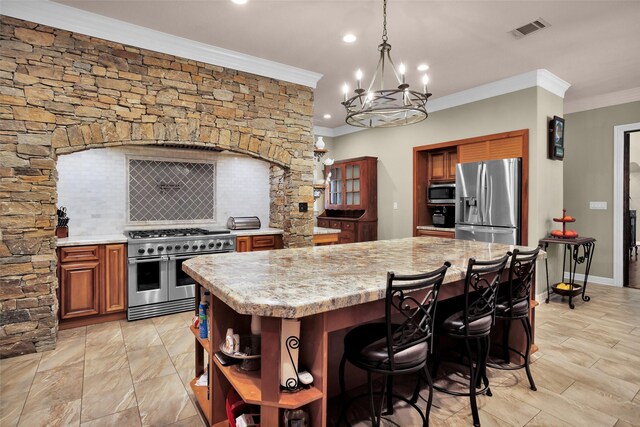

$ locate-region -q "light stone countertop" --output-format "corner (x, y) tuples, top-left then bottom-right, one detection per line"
(183, 237), (543, 319)
(231, 227), (284, 237)
(313, 226), (341, 235)
(56, 234), (128, 247)
(417, 225), (455, 232)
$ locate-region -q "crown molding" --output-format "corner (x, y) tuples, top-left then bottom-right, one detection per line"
(565, 86), (640, 114)
(1, 0), (322, 88)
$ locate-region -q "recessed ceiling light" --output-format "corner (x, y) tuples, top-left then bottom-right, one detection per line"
(231, 0), (248, 4)
(323, 114), (332, 119)
(343, 33), (357, 43)
(417, 64), (429, 71)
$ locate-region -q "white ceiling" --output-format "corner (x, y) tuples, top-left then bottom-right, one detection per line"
(49, 0), (640, 128)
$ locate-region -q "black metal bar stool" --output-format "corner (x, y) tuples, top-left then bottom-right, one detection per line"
(431, 255), (510, 427)
(338, 262), (451, 427)
(486, 246), (541, 391)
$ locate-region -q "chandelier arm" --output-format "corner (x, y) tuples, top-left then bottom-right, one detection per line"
(384, 49), (404, 86)
(366, 51), (385, 95)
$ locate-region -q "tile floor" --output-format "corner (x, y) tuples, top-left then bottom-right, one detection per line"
(1, 284), (639, 427)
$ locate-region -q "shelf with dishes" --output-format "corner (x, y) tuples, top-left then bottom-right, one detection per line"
(190, 288), (325, 426)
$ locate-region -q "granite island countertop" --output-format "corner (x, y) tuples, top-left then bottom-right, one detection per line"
(183, 237), (543, 319)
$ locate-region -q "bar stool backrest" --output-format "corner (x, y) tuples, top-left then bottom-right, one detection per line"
(507, 246), (541, 313)
(385, 262), (451, 370)
(463, 255), (511, 335)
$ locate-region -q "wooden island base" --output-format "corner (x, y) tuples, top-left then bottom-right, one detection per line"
(190, 281), (535, 427)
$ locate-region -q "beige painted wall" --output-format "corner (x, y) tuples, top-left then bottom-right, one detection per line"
(564, 101), (640, 280)
(327, 87), (564, 293)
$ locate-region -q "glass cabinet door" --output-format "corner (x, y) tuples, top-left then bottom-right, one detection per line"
(345, 164), (361, 206)
(329, 166), (343, 206)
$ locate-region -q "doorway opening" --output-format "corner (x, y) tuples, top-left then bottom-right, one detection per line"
(624, 130), (640, 288)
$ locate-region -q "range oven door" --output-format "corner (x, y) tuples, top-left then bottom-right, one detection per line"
(168, 254), (197, 301)
(128, 256), (168, 307)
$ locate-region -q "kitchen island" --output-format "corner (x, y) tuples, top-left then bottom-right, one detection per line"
(183, 237), (542, 427)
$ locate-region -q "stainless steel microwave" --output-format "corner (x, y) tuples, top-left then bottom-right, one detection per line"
(428, 183), (455, 204)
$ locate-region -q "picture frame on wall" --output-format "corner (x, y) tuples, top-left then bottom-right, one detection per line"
(548, 115), (565, 160)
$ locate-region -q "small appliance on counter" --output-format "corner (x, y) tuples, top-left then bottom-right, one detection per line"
(227, 216), (261, 230)
(432, 206), (455, 228)
(56, 206), (69, 238)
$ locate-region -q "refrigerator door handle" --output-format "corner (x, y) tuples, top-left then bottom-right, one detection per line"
(480, 162), (487, 225)
(456, 225), (515, 234)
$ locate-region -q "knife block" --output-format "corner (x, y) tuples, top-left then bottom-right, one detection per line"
(55, 226), (68, 238)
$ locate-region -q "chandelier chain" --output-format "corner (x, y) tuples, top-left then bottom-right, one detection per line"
(382, 0), (388, 42)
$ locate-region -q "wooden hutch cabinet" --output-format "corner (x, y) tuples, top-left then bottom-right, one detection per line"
(427, 148), (457, 182)
(318, 156), (377, 244)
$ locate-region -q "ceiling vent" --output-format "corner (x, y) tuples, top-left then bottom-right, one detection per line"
(511, 18), (550, 39)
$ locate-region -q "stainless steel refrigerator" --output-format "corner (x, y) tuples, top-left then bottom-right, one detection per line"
(455, 158), (521, 245)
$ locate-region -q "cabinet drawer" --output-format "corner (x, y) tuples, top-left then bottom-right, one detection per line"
(59, 245), (100, 263)
(317, 219), (330, 228)
(330, 221), (341, 229)
(342, 221), (354, 231)
(252, 235), (276, 249)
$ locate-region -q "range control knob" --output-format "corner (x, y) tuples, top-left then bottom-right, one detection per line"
(208, 243), (215, 248)
(157, 246), (164, 251)
(183, 244), (189, 250)
(138, 248), (145, 254)
(199, 244), (206, 249)
(216, 241), (223, 248)
(192, 245), (198, 250)
(224, 240), (231, 246)
(166, 245), (173, 250)
(147, 248), (154, 254)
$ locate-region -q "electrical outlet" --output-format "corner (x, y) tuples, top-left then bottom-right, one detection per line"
(393, 202), (398, 210)
(298, 202), (308, 212)
(589, 201), (607, 210)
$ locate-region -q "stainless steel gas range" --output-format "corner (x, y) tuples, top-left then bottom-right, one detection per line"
(127, 228), (236, 320)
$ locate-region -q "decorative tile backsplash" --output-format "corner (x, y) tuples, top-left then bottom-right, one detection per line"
(129, 159), (215, 222)
(57, 147), (270, 236)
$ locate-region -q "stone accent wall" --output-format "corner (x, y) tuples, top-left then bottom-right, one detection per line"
(0, 16), (315, 358)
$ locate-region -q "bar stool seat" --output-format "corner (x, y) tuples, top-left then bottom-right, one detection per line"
(344, 323), (429, 370)
(338, 262), (450, 427)
(495, 296), (528, 316)
(442, 312), (492, 336)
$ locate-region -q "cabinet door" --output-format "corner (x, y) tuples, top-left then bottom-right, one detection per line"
(488, 136), (523, 160)
(458, 142), (489, 164)
(344, 162), (363, 208)
(236, 236), (252, 252)
(428, 151), (447, 180)
(326, 164), (344, 208)
(251, 235), (276, 251)
(60, 262), (100, 319)
(103, 244), (126, 314)
(446, 149), (458, 180)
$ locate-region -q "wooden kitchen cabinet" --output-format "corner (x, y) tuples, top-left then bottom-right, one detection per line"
(458, 137), (523, 164)
(59, 261), (100, 319)
(427, 148), (457, 182)
(57, 243), (127, 328)
(103, 244), (126, 313)
(319, 156), (378, 244)
(417, 229), (455, 239)
(235, 234), (283, 252)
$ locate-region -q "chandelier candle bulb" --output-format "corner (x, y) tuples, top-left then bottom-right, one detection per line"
(356, 69), (363, 90)
(399, 63), (406, 85)
(422, 74), (429, 94)
(342, 83), (349, 102)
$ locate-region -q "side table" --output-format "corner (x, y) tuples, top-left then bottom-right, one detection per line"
(538, 236), (596, 309)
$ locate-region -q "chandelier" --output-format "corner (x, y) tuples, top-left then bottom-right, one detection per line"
(341, 0), (431, 128)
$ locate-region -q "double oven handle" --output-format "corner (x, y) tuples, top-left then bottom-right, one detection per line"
(128, 256), (168, 265)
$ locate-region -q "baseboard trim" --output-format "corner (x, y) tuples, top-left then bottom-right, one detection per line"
(563, 272), (618, 287)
